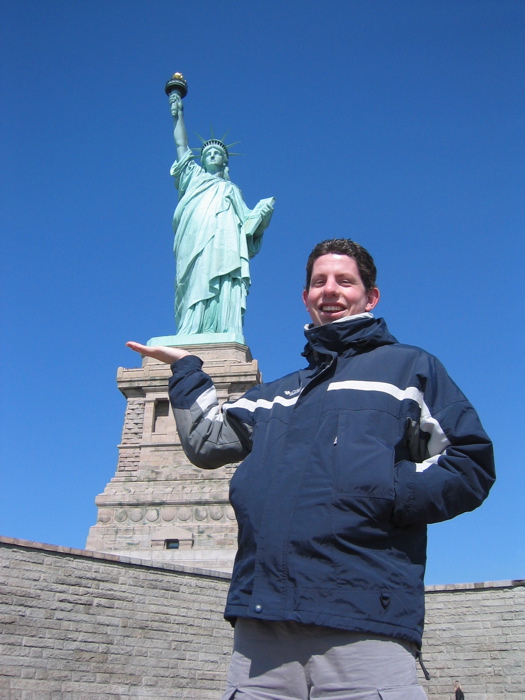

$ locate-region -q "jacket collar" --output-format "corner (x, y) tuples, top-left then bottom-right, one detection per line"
(303, 315), (397, 363)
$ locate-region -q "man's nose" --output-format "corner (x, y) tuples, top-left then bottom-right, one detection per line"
(323, 278), (338, 294)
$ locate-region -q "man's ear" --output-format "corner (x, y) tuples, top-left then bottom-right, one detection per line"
(302, 288), (309, 308)
(366, 287), (380, 311)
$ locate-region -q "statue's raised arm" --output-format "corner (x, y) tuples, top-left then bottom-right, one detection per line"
(169, 91), (190, 161)
(165, 73), (275, 343)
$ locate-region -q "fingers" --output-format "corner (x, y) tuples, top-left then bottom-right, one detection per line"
(126, 342), (190, 365)
(126, 341), (149, 355)
(169, 93), (183, 117)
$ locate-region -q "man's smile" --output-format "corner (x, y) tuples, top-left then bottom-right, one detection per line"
(320, 304), (344, 311)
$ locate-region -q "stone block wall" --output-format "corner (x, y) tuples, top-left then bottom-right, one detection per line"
(0, 537), (523, 699)
(421, 581), (525, 699)
(0, 537), (233, 699)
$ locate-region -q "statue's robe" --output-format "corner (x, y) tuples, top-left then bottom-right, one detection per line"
(171, 150), (273, 336)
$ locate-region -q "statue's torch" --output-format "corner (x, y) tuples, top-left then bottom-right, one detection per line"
(165, 72), (188, 99)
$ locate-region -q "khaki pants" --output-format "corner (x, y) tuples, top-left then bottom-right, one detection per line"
(222, 619), (428, 700)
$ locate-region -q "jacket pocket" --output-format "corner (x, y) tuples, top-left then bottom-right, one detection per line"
(333, 412), (395, 497)
(330, 412), (397, 529)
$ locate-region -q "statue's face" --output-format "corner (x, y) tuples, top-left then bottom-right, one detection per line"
(203, 147), (226, 174)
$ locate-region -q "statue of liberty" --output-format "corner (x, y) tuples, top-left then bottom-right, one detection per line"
(167, 75), (275, 340)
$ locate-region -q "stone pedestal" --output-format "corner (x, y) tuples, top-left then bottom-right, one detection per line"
(86, 343), (261, 573)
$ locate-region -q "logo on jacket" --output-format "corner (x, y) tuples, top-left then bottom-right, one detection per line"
(284, 388), (302, 397)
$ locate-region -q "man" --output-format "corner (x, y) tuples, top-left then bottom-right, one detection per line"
(128, 239), (495, 699)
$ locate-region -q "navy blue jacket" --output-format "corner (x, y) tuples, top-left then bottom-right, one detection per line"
(169, 316), (495, 646)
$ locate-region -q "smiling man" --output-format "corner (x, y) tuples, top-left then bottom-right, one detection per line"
(127, 238), (495, 699)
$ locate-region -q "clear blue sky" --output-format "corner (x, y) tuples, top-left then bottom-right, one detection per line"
(1, 1), (523, 586)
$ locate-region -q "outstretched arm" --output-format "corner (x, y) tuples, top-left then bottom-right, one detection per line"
(126, 341), (189, 365)
(169, 93), (191, 161)
(169, 355), (254, 469)
(127, 342), (253, 469)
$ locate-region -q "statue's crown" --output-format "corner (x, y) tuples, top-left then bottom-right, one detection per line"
(193, 130), (241, 163)
(200, 139), (229, 159)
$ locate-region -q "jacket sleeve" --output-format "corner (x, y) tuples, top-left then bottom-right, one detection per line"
(392, 354), (495, 526)
(168, 354), (255, 469)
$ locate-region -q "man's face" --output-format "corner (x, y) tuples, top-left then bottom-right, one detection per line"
(302, 254), (380, 327)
